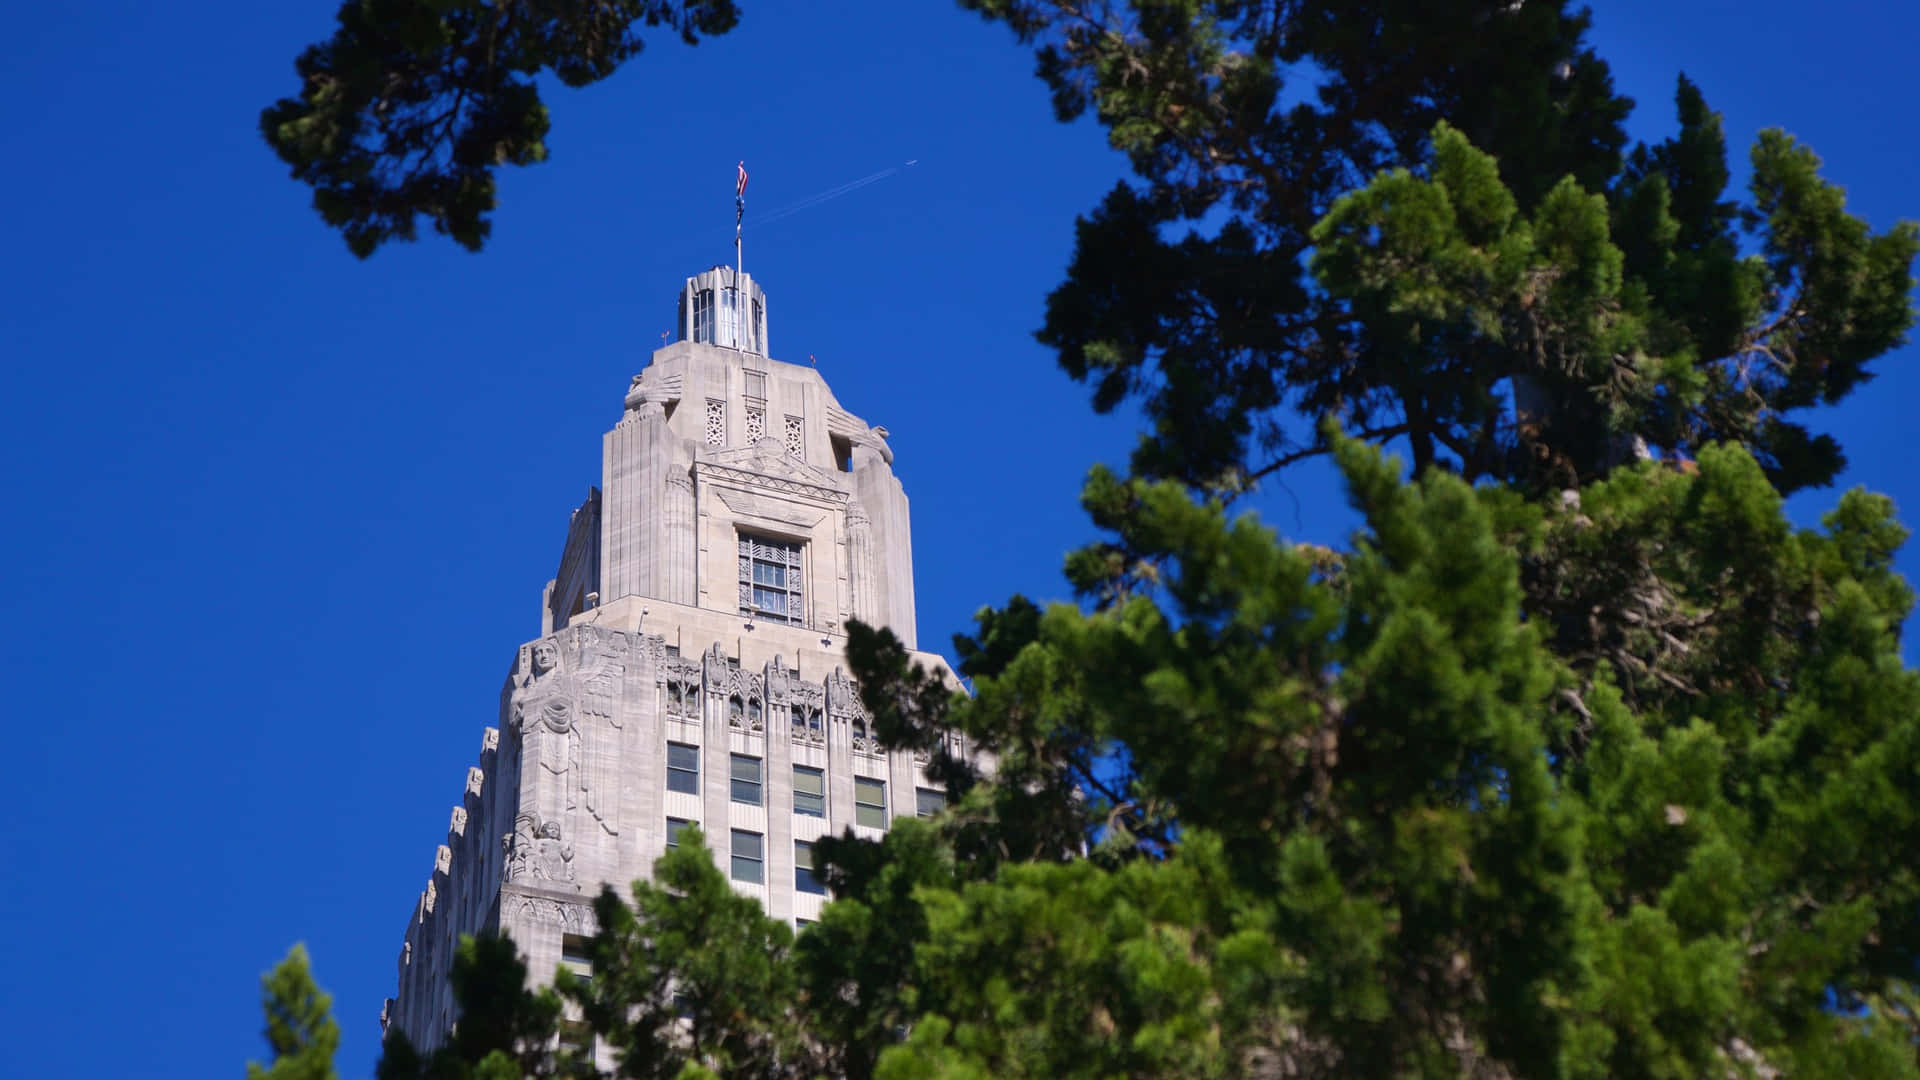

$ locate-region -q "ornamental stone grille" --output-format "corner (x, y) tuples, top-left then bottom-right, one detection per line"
(745, 406), (766, 444)
(784, 415), (804, 460)
(705, 400), (726, 447)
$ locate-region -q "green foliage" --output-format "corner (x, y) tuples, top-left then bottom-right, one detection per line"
(248, 945), (341, 1080)
(262, 0), (739, 256)
(376, 933), (562, 1080)
(563, 827), (804, 1079)
(965, 0), (1915, 496)
(251, 2), (1920, 1077)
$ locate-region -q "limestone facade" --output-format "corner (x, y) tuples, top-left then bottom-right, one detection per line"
(383, 267), (964, 1048)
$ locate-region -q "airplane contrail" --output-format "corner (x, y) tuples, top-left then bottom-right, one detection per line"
(750, 160), (919, 228)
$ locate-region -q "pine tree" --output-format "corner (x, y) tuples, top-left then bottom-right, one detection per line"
(247, 945), (341, 1080)
(260, 0), (740, 257)
(252, 2), (1920, 1076)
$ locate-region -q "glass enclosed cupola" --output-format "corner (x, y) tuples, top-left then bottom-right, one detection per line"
(676, 266), (768, 356)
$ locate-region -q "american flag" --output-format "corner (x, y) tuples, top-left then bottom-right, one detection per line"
(736, 161), (749, 198)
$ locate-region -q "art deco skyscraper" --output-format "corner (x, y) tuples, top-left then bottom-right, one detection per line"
(384, 266), (965, 1047)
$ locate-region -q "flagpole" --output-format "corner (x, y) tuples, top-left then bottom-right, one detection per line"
(735, 160), (746, 350)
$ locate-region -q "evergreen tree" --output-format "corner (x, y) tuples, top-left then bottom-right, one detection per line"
(261, 0), (739, 257)
(961, 0), (1914, 496)
(561, 828), (807, 1079)
(248, 945), (341, 1080)
(252, 2), (1920, 1077)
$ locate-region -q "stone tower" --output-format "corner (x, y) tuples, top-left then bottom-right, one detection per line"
(383, 266), (966, 1048)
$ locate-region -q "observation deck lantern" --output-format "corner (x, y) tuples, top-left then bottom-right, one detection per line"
(676, 265), (769, 356)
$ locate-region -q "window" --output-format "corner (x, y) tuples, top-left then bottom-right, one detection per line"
(730, 829), (763, 884)
(794, 840), (827, 895)
(730, 754), (763, 806)
(793, 765), (826, 818)
(744, 369), (766, 399)
(795, 917), (815, 929)
(916, 787), (946, 818)
(666, 817), (694, 848)
(738, 534), (803, 624)
(719, 287), (740, 347)
(692, 288), (714, 343)
(855, 776), (887, 829)
(561, 934), (593, 984)
(667, 743), (699, 795)
(559, 1018), (593, 1056)
(751, 299), (764, 353)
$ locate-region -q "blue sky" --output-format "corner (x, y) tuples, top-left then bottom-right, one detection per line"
(1, 2), (1914, 1077)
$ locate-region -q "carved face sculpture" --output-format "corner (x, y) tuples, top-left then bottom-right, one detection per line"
(531, 641), (559, 676)
(538, 821), (562, 840)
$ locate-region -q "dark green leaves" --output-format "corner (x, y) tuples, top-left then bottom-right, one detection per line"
(262, 0), (739, 256)
(976, 1), (1915, 497)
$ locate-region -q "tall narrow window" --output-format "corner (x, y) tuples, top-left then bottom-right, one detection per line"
(793, 765), (826, 818)
(667, 742), (700, 795)
(743, 370), (766, 399)
(719, 287), (740, 347)
(561, 934), (594, 983)
(730, 829), (763, 884)
(666, 817), (694, 848)
(751, 299), (764, 353)
(738, 534), (803, 624)
(915, 787), (946, 818)
(794, 840), (827, 895)
(692, 288), (714, 343)
(854, 776), (887, 830)
(730, 753), (763, 806)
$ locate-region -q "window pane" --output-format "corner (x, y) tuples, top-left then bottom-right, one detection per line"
(667, 743), (699, 795)
(794, 841), (826, 895)
(666, 817), (693, 848)
(730, 754), (763, 805)
(855, 777), (886, 830)
(730, 829), (763, 884)
(793, 765), (825, 818)
(916, 788), (946, 818)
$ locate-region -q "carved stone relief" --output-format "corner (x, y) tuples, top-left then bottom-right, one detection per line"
(510, 629), (623, 841)
(505, 811), (578, 888)
(510, 894), (596, 936)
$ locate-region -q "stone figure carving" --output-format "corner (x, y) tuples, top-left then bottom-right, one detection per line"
(532, 820), (576, 884)
(510, 631), (622, 840)
(505, 812), (578, 887)
(766, 655), (790, 702)
(828, 665), (878, 754)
